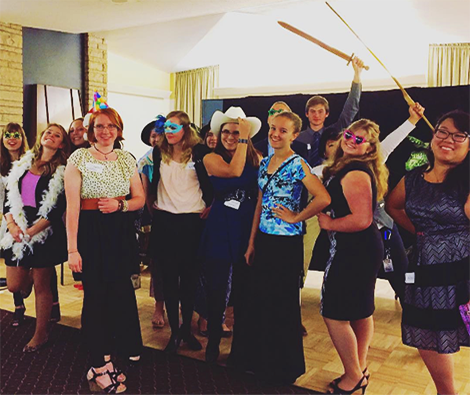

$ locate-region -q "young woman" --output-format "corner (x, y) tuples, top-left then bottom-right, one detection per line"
(1, 123), (70, 352)
(65, 107), (144, 394)
(245, 111), (330, 384)
(68, 118), (90, 152)
(148, 110), (212, 355)
(199, 107), (262, 363)
(386, 110), (469, 395)
(314, 119), (389, 394)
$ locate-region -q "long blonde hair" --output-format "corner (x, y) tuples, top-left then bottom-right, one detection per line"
(160, 111), (201, 165)
(323, 119), (389, 200)
(32, 123), (71, 176)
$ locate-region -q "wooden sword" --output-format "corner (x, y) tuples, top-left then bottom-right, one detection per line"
(278, 21), (369, 70)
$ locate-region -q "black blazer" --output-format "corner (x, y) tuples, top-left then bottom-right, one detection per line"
(151, 143), (213, 207)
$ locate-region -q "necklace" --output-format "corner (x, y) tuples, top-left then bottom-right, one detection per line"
(93, 145), (114, 160)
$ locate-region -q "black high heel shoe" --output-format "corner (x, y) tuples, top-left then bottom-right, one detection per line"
(329, 367), (370, 389)
(87, 367), (126, 393)
(328, 375), (367, 395)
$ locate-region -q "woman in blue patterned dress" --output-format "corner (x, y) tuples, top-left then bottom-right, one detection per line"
(245, 111), (330, 384)
(386, 110), (469, 395)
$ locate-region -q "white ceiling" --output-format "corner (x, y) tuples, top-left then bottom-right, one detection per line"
(1, 0), (469, 74)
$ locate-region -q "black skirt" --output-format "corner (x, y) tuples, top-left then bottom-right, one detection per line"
(4, 206), (67, 268)
(251, 231), (305, 384)
(78, 210), (140, 282)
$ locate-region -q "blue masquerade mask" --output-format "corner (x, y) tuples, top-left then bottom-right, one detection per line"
(164, 121), (183, 134)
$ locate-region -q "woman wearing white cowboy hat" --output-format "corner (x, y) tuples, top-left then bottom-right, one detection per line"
(199, 106), (263, 364)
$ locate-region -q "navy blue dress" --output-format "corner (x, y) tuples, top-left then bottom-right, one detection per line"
(198, 164), (258, 351)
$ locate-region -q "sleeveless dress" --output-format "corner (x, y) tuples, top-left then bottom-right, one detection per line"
(198, 164), (258, 360)
(402, 169), (470, 353)
(319, 161), (383, 320)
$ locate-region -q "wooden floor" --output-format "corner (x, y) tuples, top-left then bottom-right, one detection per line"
(1, 262), (469, 395)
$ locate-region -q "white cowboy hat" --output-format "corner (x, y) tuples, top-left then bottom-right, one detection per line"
(210, 106), (261, 138)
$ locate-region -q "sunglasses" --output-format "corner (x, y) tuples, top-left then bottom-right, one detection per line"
(164, 121), (183, 134)
(4, 131), (21, 139)
(268, 108), (284, 116)
(343, 129), (367, 145)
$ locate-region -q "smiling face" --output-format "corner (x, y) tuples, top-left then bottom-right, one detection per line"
(41, 125), (65, 150)
(69, 119), (87, 146)
(341, 128), (370, 158)
(164, 116), (185, 145)
(220, 123), (240, 153)
(93, 114), (118, 147)
(205, 131), (217, 149)
(269, 116), (298, 150)
(2, 129), (23, 153)
(431, 118), (469, 166)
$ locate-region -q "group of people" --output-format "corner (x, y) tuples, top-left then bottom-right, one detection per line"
(0, 57), (468, 395)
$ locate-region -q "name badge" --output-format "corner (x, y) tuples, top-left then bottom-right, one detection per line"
(224, 200), (240, 210)
(307, 144), (311, 150)
(383, 258), (394, 273)
(86, 163), (104, 173)
(186, 161), (196, 170)
(405, 272), (415, 284)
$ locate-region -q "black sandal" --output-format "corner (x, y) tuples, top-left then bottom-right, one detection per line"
(87, 367), (126, 393)
(328, 375), (367, 395)
(329, 367), (370, 389)
(105, 362), (126, 383)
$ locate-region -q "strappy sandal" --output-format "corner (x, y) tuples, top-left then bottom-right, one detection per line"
(328, 375), (367, 395)
(329, 367), (370, 389)
(105, 362), (126, 383)
(87, 367), (126, 393)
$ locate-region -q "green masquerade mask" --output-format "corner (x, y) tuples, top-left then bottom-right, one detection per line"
(268, 108), (284, 116)
(4, 131), (21, 139)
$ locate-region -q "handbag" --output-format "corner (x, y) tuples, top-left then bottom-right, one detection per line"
(459, 301), (470, 335)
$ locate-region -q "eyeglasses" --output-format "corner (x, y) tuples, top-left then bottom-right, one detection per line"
(94, 124), (118, 132)
(163, 121), (183, 134)
(268, 108), (284, 116)
(343, 129), (367, 145)
(434, 129), (468, 143)
(4, 131), (21, 139)
(221, 129), (240, 137)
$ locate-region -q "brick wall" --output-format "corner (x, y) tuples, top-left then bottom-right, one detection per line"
(84, 34), (108, 109)
(0, 22), (23, 127)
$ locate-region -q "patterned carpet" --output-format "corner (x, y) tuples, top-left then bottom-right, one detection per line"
(0, 310), (319, 394)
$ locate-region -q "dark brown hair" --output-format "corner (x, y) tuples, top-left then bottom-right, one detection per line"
(0, 123), (29, 176)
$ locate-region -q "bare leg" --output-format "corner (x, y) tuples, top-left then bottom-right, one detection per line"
(350, 316), (374, 375)
(152, 300), (165, 327)
(323, 317), (363, 391)
(26, 267), (54, 347)
(419, 349), (456, 395)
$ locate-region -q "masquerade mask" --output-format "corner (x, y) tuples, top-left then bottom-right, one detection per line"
(343, 129), (367, 145)
(4, 131), (21, 139)
(164, 121), (183, 134)
(268, 108), (284, 116)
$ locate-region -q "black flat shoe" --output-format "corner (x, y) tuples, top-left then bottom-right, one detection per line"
(205, 339), (220, 363)
(182, 333), (202, 351)
(164, 334), (181, 354)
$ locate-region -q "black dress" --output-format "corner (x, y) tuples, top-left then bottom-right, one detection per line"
(318, 161), (383, 320)
(3, 172), (67, 269)
(402, 169), (470, 353)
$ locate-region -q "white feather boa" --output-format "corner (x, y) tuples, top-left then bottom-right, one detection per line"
(0, 150), (65, 261)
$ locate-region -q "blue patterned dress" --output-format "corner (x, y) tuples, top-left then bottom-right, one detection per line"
(403, 169), (470, 353)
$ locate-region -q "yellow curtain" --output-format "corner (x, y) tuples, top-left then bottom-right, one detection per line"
(175, 65), (219, 127)
(428, 43), (470, 87)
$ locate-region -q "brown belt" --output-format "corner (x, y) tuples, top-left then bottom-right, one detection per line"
(80, 196), (126, 210)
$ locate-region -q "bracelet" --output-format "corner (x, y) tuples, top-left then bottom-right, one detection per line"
(122, 200), (129, 212)
(6, 221), (14, 227)
(238, 138), (248, 144)
(68, 250), (78, 254)
(117, 200), (124, 212)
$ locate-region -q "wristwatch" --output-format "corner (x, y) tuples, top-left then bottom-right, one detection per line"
(238, 138), (248, 144)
